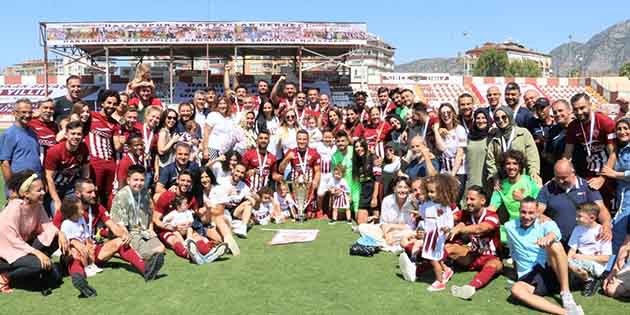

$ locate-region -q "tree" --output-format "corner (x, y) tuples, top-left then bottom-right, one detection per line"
(472, 49), (508, 76)
(505, 59), (542, 77)
(620, 62), (630, 78)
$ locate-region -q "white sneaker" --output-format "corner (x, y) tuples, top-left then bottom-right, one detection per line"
(399, 253), (417, 282)
(451, 284), (476, 300)
(203, 243), (228, 263)
(84, 265), (98, 278)
(234, 224), (248, 238)
(565, 303), (584, 315)
(88, 264), (103, 273)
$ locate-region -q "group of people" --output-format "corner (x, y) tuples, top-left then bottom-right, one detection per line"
(0, 63), (628, 314)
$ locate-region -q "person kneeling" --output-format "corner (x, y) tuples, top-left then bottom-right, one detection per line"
(506, 197), (583, 315)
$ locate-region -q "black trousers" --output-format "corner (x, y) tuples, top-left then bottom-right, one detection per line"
(0, 237), (60, 290)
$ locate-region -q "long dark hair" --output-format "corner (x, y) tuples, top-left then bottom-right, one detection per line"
(255, 99), (275, 133)
(615, 118), (630, 153)
(222, 150), (241, 173)
(157, 108), (178, 132)
(351, 139), (373, 180)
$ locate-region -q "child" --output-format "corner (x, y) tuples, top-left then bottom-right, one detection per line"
(316, 129), (336, 218)
(60, 197), (99, 298)
(253, 187), (282, 225)
(126, 63), (155, 95)
(568, 202), (613, 296)
(417, 175), (458, 291)
(305, 115), (323, 147)
(179, 120), (201, 162)
(327, 164), (351, 224)
(163, 195), (195, 240)
(274, 181), (298, 221)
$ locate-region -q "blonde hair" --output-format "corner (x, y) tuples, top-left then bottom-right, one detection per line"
(133, 64), (151, 82)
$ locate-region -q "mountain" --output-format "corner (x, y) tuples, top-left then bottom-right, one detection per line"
(395, 20), (630, 76)
(551, 19), (630, 76)
(395, 57), (464, 74)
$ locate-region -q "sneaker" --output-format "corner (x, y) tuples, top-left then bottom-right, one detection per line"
(451, 284), (476, 300)
(399, 253), (417, 282)
(85, 265), (98, 278)
(186, 240), (205, 265)
(582, 277), (602, 297)
(203, 243), (228, 264)
(565, 303), (584, 315)
(442, 267), (454, 283)
(224, 236), (240, 256)
(234, 224), (248, 239)
(143, 253), (165, 282)
(427, 280), (446, 292)
(329, 219), (336, 225)
(347, 220), (353, 225)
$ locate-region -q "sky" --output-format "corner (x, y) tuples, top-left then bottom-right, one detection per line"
(1, 0), (629, 69)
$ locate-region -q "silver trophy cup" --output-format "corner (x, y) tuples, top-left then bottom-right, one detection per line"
(293, 181), (309, 223)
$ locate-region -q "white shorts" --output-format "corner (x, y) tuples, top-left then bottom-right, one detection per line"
(569, 258), (606, 277)
(317, 173), (333, 197)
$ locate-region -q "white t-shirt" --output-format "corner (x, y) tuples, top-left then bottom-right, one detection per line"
(61, 217), (90, 242)
(162, 209), (194, 227)
(568, 224), (613, 257)
(379, 194), (415, 227)
(206, 112), (236, 153)
(217, 176), (252, 208)
(419, 200), (455, 261)
(210, 162), (231, 183)
(439, 125), (467, 175)
(278, 127), (297, 156)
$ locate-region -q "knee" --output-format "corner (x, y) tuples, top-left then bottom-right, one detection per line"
(510, 282), (527, 299)
(546, 241), (566, 257)
(488, 259), (503, 272)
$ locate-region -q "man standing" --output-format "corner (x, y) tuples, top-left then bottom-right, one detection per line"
(377, 87), (397, 119)
(537, 160), (612, 244)
(563, 93), (616, 198)
(193, 90), (209, 127)
(403, 102), (437, 144)
(504, 82), (535, 128)
(110, 165), (166, 281)
(271, 75), (297, 111)
(482, 86), (502, 121)
(86, 90), (124, 207)
(523, 89), (541, 111)
(242, 131), (279, 193)
(54, 75), (81, 123)
(506, 197), (584, 315)
(446, 186), (503, 300)
(457, 93), (475, 134)
(331, 131), (359, 216)
(0, 99), (42, 187)
(28, 99), (59, 160)
(44, 121), (90, 213)
(279, 130), (321, 219)
(253, 80), (270, 107)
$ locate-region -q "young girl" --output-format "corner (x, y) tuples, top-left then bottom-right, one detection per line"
(305, 115), (323, 147)
(327, 164), (351, 224)
(162, 195), (195, 235)
(352, 139), (382, 224)
(418, 174), (459, 291)
(274, 181), (298, 220)
(179, 120), (201, 163)
(126, 63), (154, 95)
(60, 197), (99, 297)
(253, 187), (282, 225)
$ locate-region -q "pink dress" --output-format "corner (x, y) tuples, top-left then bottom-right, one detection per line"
(0, 199), (58, 264)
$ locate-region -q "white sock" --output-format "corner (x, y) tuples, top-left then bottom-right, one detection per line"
(560, 290), (575, 306)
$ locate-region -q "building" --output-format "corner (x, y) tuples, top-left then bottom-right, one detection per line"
(465, 41), (552, 77)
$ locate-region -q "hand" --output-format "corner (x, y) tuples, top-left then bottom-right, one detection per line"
(247, 169), (256, 178)
(285, 151), (295, 160)
(120, 233), (131, 246)
(531, 174), (542, 187)
(512, 188), (525, 201)
(449, 223), (465, 241)
(53, 199), (62, 214)
(370, 197), (378, 209)
(600, 165), (619, 179)
(438, 128), (449, 137)
(58, 231), (69, 255)
(536, 234), (555, 248)
(32, 249), (51, 270)
(279, 75), (286, 82)
(596, 224), (613, 242)
(587, 176), (605, 190)
(224, 63), (232, 71)
(493, 178), (501, 192)
(171, 134), (181, 143)
(400, 131), (408, 144)
(374, 157), (383, 167)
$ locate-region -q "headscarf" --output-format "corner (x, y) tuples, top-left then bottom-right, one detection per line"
(494, 106), (515, 136)
(468, 108), (490, 141)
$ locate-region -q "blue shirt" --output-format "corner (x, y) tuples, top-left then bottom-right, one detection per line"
(404, 158), (439, 181)
(158, 161), (201, 190)
(0, 125), (42, 175)
(513, 107), (535, 128)
(537, 177), (601, 241)
(505, 218), (561, 277)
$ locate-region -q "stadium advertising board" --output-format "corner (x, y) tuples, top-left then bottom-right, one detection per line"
(379, 73), (458, 84)
(45, 22), (368, 46)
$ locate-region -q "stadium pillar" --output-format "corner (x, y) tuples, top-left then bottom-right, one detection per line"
(43, 40), (49, 97)
(169, 47), (174, 104)
(298, 46), (303, 91)
(105, 47), (110, 89)
(205, 43), (209, 87)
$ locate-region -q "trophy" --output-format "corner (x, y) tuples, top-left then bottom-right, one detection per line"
(293, 174), (309, 223)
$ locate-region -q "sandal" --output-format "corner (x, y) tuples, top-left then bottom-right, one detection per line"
(0, 272), (13, 294)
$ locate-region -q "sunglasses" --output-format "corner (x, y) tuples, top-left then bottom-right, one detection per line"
(286, 115), (296, 119)
(495, 115), (509, 121)
(166, 116), (177, 120)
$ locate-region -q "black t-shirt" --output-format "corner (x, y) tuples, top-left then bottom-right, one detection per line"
(54, 96), (75, 123)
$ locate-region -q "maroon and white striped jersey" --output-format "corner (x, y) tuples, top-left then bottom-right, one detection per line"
(316, 143), (336, 174)
(242, 149), (277, 193)
(86, 112), (121, 161)
(454, 208), (501, 257)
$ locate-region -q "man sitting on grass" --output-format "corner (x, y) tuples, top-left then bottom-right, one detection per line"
(446, 185), (503, 300)
(506, 197), (584, 315)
